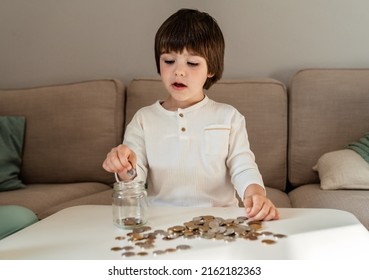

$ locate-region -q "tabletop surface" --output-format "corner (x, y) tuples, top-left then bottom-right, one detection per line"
(1, 205), (368, 260)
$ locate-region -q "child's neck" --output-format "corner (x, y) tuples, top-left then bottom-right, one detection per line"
(161, 95), (205, 111)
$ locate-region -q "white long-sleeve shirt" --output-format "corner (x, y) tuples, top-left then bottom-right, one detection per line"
(123, 95), (264, 207)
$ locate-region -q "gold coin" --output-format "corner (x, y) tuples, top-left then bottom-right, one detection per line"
(249, 223), (262, 231)
(110, 247), (123, 251)
(262, 239), (276, 245)
(131, 233), (144, 241)
(122, 246), (134, 251)
(123, 217), (137, 226)
(172, 225), (186, 232)
(165, 248), (177, 253)
(201, 215), (215, 221)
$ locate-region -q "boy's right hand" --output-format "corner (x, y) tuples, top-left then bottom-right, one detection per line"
(102, 144), (137, 180)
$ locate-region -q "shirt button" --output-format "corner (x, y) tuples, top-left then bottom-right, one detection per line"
(181, 127), (186, 132)
(179, 113), (184, 118)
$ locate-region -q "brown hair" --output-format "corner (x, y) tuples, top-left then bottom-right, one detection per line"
(154, 9), (225, 89)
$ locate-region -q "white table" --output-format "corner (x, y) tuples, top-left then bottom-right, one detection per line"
(0, 205), (368, 260)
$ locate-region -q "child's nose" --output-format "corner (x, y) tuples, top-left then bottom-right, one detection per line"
(174, 65), (185, 77)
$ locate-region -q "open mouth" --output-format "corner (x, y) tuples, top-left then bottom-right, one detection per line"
(172, 82), (187, 89)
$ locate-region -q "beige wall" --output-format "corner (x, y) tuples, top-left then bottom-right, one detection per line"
(1, 0), (369, 89)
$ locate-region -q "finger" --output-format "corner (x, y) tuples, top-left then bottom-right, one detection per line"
(103, 152), (125, 173)
(103, 147), (129, 173)
(245, 196), (264, 218)
(261, 207), (279, 221)
(127, 152), (137, 170)
(252, 201), (280, 221)
(243, 196), (252, 211)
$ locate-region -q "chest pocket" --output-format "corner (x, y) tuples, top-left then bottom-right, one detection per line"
(204, 125), (231, 156)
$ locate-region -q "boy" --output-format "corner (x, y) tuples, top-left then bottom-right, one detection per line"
(103, 8), (279, 221)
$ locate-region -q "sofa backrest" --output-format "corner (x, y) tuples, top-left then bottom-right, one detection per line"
(288, 69), (369, 187)
(126, 78), (288, 191)
(0, 79), (124, 184)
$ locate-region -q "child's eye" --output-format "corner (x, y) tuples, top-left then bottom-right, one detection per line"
(188, 62), (199, 67)
(164, 60), (175, 65)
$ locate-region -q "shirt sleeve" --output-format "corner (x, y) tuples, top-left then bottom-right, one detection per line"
(122, 110), (148, 182)
(226, 111), (265, 199)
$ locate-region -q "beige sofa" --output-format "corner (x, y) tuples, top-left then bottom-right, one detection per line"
(1, 69), (368, 229)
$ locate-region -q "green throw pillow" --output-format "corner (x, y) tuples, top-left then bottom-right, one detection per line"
(0, 116), (26, 191)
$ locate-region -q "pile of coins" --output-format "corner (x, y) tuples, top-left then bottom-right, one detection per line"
(111, 215), (287, 257)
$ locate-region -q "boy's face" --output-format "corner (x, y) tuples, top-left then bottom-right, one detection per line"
(159, 48), (213, 109)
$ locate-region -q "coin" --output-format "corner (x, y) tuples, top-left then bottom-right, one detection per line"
(122, 251), (135, 257)
(123, 217), (137, 226)
(176, 244), (191, 250)
(262, 239), (276, 245)
(153, 250), (166, 256)
(261, 231), (273, 236)
(273, 234), (287, 239)
(110, 213), (287, 257)
(133, 226), (152, 233)
(165, 248), (177, 253)
(110, 247), (123, 251)
(122, 246), (134, 251)
(209, 220), (220, 228)
(127, 168), (137, 178)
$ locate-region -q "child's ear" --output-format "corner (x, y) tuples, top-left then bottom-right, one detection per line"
(207, 73), (215, 78)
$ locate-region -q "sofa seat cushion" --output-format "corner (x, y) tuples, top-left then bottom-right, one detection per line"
(289, 184), (369, 230)
(0, 182), (112, 219)
(265, 187), (292, 208)
(39, 189), (113, 219)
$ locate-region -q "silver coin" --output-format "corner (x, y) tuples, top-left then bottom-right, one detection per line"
(153, 250), (166, 256)
(127, 168), (136, 178)
(209, 220), (220, 229)
(122, 251), (135, 257)
(273, 233), (287, 239)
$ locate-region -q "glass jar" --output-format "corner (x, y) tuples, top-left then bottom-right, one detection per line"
(112, 180), (148, 229)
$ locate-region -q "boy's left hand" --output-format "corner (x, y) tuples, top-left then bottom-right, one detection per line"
(243, 184), (280, 221)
